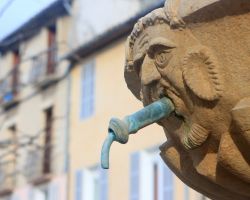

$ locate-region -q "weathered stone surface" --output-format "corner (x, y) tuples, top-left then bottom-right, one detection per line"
(124, 0), (250, 199)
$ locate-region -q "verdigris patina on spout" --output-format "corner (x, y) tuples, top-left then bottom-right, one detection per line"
(101, 97), (174, 169)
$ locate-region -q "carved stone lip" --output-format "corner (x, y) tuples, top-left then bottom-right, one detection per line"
(159, 80), (188, 121)
(147, 81), (187, 124)
(145, 80), (205, 150)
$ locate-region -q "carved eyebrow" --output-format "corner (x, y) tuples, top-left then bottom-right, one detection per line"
(148, 38), (176, 52)
(133, 52), (145, 77)
(138, 34), (149, 47)
(133, 38), (176, 65)
(133, 34), (150, 64)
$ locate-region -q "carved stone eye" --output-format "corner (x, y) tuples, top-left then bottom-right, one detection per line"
(154, 50), (172, 68)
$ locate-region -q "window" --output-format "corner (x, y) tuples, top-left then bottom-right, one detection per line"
(2, 49), (20, 104)
(130, 149), (174, 200)
(43, 107), (53, 174)
(184, 185), (189, 200)
(47, 24), (57, 75)
(48, 176), (67, 200)
(25, 177), (66, 200)
(12, 50), (20, 95)
(75, 166), (108, 200)
(30, 184), (49, 200)
(80, 61), (95, 119)
(32, 188), (48, 200)
(11, 186), (30, 200)
(9, 182), (60, 200)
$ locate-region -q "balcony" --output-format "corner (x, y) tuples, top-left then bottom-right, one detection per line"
(0, 68), (20, 109)
(29, 47), (59, 89)
(0, 160), (16, 196)
(24, 146), (53, 185)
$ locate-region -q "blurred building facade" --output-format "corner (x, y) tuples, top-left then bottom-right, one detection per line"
(0, 0), (209, 200)
(0, 1), (71, 199)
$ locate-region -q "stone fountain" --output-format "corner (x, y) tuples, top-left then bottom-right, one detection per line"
(101, 0), (250, 199)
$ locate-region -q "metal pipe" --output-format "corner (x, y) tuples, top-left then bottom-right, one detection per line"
(101, 131), (116, 169)
(101, 97), (174, 169)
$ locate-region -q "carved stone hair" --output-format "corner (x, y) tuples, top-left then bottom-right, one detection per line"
(126, 0), (185, 71)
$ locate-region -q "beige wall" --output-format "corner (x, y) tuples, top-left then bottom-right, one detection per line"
(0, 19), (70, 192)
(57, 16), (72, 57)
(69, 38), (202, 200)
(0, 52), (13, 79)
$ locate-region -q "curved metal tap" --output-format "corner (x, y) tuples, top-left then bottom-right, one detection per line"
(101, 97), (175, 169)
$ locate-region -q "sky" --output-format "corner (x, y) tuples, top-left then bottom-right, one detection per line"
(0, 0), (164, 47)
(68, 0), (163, 48)
(0, 0), (57, 41)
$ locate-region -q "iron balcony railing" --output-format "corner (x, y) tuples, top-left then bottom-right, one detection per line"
(24, 149), (44, 181)
(0, 159), (16, 193)
(0, 46), (59, 107)
(29, 46), (58, 86)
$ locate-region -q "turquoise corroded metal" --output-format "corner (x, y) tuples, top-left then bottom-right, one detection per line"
(101, 97), (175, 169)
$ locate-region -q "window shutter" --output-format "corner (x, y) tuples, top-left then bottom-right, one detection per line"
(80, 60), (95, 119)
(130, 152), (140, 200)
(99, 168), (108, 200)
(80, 65), (86, 119)
(48, 176), (67, 200)
(162, 163), (173, 200)
(11, 186), (31, 200)
(130, 151), (152, 200)
(76, 169), (96, 200)
(48, 181), (59, 200)
(32, 189), (46, 200)
(75, 170), (83, 200)
(184, 185), (189, 200)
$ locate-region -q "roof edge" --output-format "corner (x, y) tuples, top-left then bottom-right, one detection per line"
(62, 2), (164, 63)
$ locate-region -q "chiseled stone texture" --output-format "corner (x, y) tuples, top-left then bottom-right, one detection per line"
(124, 0), (250, 199)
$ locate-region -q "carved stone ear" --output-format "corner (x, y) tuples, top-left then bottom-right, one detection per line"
(124, 37), (142, 101)
(182, 46), (223, 101)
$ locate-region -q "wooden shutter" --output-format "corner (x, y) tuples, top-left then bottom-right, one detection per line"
(80, 61), (95, 119)
(99, 168), (108, 200)
(75, 170), (83, 200)
(12, 50), (20, 95)
(130, 152), (140, 200)
(76, 169), (98, 200)
(156, 156), (174, 200)
(130, 151), (153, 200)
(162, 163), (173, 200)
(47, 25), (57, 74)
(48, 181), (59, 200)
(48, 176), (67, 200)
(184, 185), (189, 200)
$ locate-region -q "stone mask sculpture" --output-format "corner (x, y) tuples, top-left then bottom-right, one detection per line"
(102, 0), (250, 199)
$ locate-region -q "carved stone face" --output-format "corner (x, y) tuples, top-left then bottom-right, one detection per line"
(125, 11), (250, 199)
(130, 23), (224, 151)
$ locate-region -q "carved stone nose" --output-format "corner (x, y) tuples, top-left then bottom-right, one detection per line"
(141, 56), (161, 85)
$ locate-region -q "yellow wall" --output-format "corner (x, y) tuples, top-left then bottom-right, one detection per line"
(69, 38), (201, 200)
